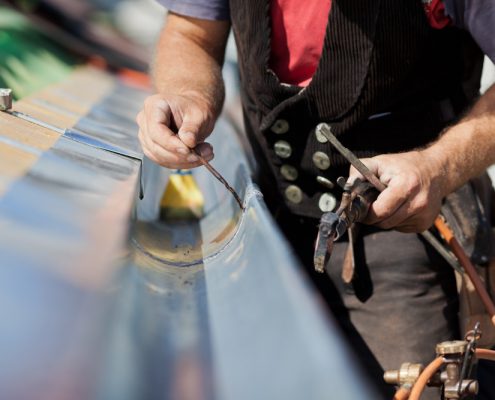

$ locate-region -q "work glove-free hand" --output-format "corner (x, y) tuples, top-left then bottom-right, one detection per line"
(348, 150), (447, 233)
(136, 93), (215, 169)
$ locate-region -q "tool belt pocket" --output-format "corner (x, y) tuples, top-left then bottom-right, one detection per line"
(441, 173), (495, 347)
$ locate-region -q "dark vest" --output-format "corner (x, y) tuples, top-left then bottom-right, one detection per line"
(229, 0), (483, 219)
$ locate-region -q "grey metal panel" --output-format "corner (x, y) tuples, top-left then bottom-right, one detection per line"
(0, 76), (377, 400)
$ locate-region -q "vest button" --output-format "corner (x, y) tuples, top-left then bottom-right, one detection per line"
(271, 119), (290, 134)
(274, 140), (292, 158)
(315, 124), (331, 143)
(285, 185), (303, 204)
(316, 176), (334, 189)
(318, 193), (337, 212)
(312, 151), (331, 170)
(280, 164), (298, 181)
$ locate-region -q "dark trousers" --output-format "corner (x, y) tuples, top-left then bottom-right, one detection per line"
(276, 213), (494, 399)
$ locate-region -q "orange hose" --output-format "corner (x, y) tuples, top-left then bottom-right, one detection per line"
(407, 357), (444, 400)
(393, 387), (411, 400)
(476, 348), (495, 361)
(404, 349), (495, 400)
(434, 217), (495, 327)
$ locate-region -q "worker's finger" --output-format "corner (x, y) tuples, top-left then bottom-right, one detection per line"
(178, 107), (212, 148)
(194, 142), (214, 159)
(143, 97), (191, 154)
(141, 132), (213, 169)
(144, 95), (171, 125)
(364, 181), (409, 225)
(373, 203), (410, 230)
(147, 119), (191, 155)
(377, 201), (436, 233)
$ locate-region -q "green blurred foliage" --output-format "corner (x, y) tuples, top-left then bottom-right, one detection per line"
(0, 7), (79, 100)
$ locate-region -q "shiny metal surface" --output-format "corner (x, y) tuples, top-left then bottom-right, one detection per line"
(0, 88), (12, 110)
(274, 140), (292, 159)
(316, 175), (335, 189)
(280, 164), (298, 181)
(312, 151), (331, 170)
(315, 125), (329, 143)
(270, 118), (290, 134)
(0, 67), (377, 399)
(284, 184), (303, 204)
(318, 192), (337, 212)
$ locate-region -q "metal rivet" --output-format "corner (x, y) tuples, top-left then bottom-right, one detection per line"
(274, 140), (292, 158)
(285, 185), (303, 204)
(280, 164), (298, 181)
(271, 119), (290, 134)
(315, 124), (330, 143)
(318, 193), (337, 212)
(316, 176), (334, 189)
(0, 88), (13, 111)
(312, 151), (331, 170)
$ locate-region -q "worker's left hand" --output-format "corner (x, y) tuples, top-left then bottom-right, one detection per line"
(348, 150), (448, 233)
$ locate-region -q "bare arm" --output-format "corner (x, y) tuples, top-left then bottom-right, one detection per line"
(350, 84), (495, 233)
(137, 13), (230, 168)
(427, 84), (495, 193)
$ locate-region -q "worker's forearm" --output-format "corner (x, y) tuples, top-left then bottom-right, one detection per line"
(152, 13), (230, 118)
(423, 84), (495, 194)
(352, 84), (495, 232)
(137, 14), (230, 169)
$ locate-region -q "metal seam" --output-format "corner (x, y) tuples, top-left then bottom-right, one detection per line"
(131, 183), (263, 267)
(3, 109), (145, 198)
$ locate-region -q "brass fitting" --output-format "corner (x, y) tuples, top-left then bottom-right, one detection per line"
(384, 363), (424, 387)
(436, 340), (468, 357)
(435, 340), (478, 399)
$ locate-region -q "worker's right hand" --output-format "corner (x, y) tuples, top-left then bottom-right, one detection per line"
(136, 93), (215, 169)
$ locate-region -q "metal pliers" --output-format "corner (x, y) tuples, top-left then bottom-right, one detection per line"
(313, 123), (384, 273)
(313, 177), (379, 273)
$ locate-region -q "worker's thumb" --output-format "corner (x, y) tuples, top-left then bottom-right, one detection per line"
(178, 109), (209, 149)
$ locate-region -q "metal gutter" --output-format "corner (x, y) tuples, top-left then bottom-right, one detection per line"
(0, 67), (377, 399)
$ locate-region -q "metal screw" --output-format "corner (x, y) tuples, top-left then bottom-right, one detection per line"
(0, 88), (13, 111)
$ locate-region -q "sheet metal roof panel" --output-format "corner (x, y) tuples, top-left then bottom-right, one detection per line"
(0, 71), (377, 400)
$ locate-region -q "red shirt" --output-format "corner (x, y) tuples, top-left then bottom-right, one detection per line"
(269, 0), (332, 87)
(269, 0), (450, 87)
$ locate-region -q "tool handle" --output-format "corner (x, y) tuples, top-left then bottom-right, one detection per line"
(435, 217), (495, 326)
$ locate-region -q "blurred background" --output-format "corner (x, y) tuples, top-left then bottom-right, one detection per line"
(0, 0), (165, 99)
(1, 0), (494, 99)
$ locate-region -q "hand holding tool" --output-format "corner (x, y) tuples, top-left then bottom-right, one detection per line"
(313, 123), (382, 273)
(313, 123), (495, 328)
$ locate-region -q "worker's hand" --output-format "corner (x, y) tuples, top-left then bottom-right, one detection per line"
(136, 93), (215, 169)
(348, 150), (448, 233)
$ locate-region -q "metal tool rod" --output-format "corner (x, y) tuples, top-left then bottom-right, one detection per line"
(193, 149), (244, 211)
(316, 123), (387, 192)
